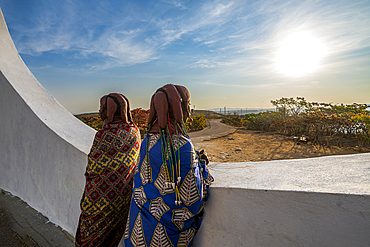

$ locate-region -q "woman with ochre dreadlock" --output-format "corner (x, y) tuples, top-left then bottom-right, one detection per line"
(124, 84), (213, 247)
(75, 93), (141, 247)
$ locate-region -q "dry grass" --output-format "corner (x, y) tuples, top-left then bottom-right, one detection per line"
(196, 128), (369, 162)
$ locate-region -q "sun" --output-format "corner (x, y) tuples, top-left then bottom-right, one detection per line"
(275, 31), (326, 77)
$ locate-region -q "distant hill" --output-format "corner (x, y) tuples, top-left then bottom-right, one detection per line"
(208, 108), (275, 115)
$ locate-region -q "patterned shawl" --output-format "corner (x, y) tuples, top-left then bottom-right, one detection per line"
(75, 93), (140, 247)
(123, 133), (213, 247)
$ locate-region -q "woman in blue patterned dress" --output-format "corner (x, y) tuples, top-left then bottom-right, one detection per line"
(124, 84), (213, 247)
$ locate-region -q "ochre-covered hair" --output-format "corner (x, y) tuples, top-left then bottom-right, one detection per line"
(100, 93), (133, 126)
(147, 84), (190, 133)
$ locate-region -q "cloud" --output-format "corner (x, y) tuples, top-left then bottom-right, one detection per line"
(208, 2), (234, 16)
(11, 1), (161, 68)
(192, 0), (370, 79)
(160, 0), (188, 10)
(191, 58), (236, 68)
(8, 0), (370, 74)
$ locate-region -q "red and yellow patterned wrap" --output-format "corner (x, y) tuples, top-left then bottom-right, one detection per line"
(75, 123), (140, 247)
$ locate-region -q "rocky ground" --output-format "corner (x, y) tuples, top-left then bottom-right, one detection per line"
(196, 128), (369, 163)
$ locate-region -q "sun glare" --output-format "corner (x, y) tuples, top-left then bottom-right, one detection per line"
(275, 31), (326, 77)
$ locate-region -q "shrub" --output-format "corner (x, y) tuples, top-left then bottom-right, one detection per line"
(186, 114), (207, 131)
(222, 97), (370, 148)
(222, 115), (246, 127)
(131, 108), (150, 136)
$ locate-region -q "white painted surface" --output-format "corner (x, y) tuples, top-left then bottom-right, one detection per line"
(195, 187), (370, 247)
(194, 155), (370, 246)
(0, 9), (95, 235)
(208, 153), (370, 194)
(1, 8), (369, 247)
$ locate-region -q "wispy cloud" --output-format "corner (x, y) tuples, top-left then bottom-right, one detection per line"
(6, 0), (370, 74)
(191, 58), (236, 68)
(10, 1), (161, 68)
(160, 0), (188, 10)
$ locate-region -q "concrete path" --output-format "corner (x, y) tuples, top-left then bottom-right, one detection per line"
(0, 189), (74, 246)
(189, 119), (236, 149)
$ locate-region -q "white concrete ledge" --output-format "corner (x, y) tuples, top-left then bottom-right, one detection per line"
(0, 9), (95, 234)
(0, 9), (95, 154)
(195, 186), (369, 247)
(194, 154), (370, 246)
(208, 153), (370, 195)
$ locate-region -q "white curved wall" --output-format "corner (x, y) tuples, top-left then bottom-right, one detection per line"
(0, 9), (95, 235)
(1, 8), (369, 247)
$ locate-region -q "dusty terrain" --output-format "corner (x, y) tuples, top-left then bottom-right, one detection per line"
(196, 128), (368, 163)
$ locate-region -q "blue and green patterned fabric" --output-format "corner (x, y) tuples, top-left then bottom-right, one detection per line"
(124, 133), (213, 247)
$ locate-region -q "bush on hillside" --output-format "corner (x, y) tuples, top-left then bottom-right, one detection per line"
(222, 97), (370, 148)
(186, 114), (207, 131)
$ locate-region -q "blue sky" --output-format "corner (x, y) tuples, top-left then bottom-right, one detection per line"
(1, 0), (369, 114)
